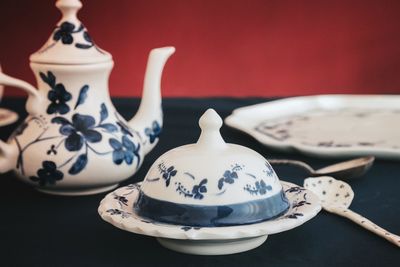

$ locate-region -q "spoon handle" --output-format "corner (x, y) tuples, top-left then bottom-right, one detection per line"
(332, 208), (400, 247)
(268, 159), (314, 174)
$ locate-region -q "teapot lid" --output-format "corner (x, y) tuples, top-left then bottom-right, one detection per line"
(134, 109), (290, 227)
(30, 0), (112, 65)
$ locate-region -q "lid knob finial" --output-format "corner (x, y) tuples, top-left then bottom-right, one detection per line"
(199, 109), (223, 131)
(56, 0), (82, 22)
(196, 109), (226, 148)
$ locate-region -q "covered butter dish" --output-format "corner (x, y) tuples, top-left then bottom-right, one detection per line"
(135, 108), (290, 226)
(99, 109), (321, 255)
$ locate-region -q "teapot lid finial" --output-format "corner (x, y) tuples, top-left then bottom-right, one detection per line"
(56, 0), (82, 23)
(196, 109), (227, 148)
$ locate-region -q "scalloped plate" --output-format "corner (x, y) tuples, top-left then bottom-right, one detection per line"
(98, 181), (321, 255)
(225, 95), (400, 159)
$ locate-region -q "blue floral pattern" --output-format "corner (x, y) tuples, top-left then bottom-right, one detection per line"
(264, 161), (275, 177)
(53, 22), (81, 44)
(106, 209), (131, 219)
(145, 121), (161, 144)
(113, 194), (129, 207)
(109, 136), (140, 166)
(218, 164), (242, 190)
(243, 180), (272, 195)
(280, 186), (310, 220)
(192, 179), (208, 199)
(52, 21), (98, 49)
(150, 163), (278, 200)
(29, 161), (63, 186)
(74, 85), (89, 110)
(176, 179), (208, 200)
(53, 114), (102, 151)
(158, 163), (177, 187)
(40, 71), (72, 115)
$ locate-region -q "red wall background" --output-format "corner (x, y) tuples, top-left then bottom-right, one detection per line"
(1, 0), (400, 97)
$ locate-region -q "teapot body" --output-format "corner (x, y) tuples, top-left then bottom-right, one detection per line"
(10, 62), (148, 195)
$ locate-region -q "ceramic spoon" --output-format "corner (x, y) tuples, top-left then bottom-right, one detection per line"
(304, 176), (400, 247)
(269, 156), (374, 180)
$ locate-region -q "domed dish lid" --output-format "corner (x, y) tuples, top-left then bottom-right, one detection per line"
(30, 0), (112, 65)
(134, 109), (290, 227)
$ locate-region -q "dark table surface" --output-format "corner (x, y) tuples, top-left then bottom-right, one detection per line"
(0, 97), (399, 267)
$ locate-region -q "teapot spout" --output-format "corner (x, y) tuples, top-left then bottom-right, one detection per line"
(128, 47), (175, 155)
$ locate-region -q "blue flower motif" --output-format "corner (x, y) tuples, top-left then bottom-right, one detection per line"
(40, 71), (72, 115)
(256, 180), (271, 195)
(53, 22), (76, 44)
(162, 166), (177, 186)
(47, 83), (72, 115)
(244, 180), (272, 195)
(30, 161), (63, 186)
(52, 114), (102, 151)
(145, 121), (161, 144)
(109, 136), (140, 165)
(192, 179), (208, 199)
(158, 163), (177, 187)
(218, 170), (238, 189)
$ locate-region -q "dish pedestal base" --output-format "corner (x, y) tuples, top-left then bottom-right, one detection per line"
(157, 235), (268, 255)
(36, 184), (119, 196)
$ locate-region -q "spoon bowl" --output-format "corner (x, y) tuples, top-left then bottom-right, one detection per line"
(314, 156), (375, 179)
(304, 176), (354, 212)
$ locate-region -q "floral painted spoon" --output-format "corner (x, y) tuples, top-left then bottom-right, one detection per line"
(304, 176), (400, 247)
(269, 156), (374, 180)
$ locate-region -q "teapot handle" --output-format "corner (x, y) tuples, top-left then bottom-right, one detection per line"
(0, 139), (17, 173)
(0, 72), (44, 116)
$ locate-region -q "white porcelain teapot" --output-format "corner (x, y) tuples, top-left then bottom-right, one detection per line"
(0, 0), (175, 195)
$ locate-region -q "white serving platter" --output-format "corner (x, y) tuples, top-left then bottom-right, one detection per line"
(225, 95), (400, 159)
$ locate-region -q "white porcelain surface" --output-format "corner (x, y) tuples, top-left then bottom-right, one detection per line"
(98, 181), (321, 255)
(140, 109), (282, 205)
(156, 235), (268, 255)
(0, 0), (175, 195)
(225, 95), (400, 159)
